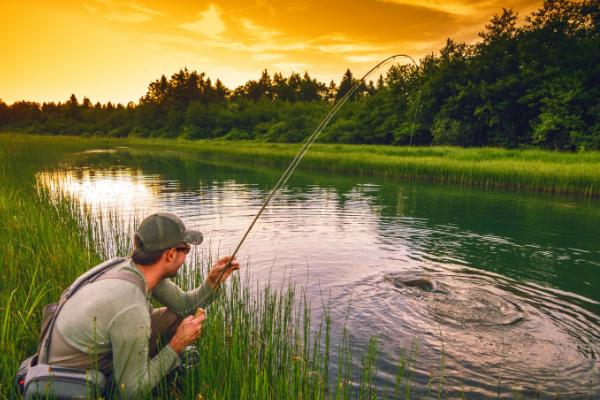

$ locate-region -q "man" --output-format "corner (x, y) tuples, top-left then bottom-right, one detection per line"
(38, 212), (239, 398)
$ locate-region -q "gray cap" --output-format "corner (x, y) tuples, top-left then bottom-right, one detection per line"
(135, 212), (203, 251)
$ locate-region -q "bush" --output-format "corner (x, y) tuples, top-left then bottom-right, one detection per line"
(107, 127), (129, 138)
(222, 128), (250, 140)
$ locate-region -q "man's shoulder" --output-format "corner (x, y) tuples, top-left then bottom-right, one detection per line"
(68, 259), (147, 310)
(56, 268), (150, 340)
(87, 276), (146, 301)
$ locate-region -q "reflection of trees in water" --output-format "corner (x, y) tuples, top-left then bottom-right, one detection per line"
(75, 148), (367, 200)
(372, 182), (600, 310)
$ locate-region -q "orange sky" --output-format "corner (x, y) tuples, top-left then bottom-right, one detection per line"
(1, 0), (542, 104)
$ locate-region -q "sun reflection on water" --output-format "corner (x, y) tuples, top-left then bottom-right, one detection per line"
(36, 168), (161, 214)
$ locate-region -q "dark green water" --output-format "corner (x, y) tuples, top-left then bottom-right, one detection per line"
(38, 147), (600, 399)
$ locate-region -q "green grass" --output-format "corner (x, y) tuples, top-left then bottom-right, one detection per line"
(5, 132), (599, 197)
(0, 134), (426, 398)
(0, 136), (104, 396)
(169, 141), (600, 198)
(1, 133), (597, 399)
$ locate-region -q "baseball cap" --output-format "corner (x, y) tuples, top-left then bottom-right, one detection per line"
(135, 212), (203, 251)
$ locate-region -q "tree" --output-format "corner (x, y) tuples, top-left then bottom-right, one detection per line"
(298, 72), (324, 102)
(214, 79), (230, 102)
(67, 94), (80, 120)
(141, 75), (169, 105)
(326, 80), (337, 102)
(335, 69), (357, 101)
(4, 0), (600, 148)
(81, 97), (92, 109)
(530, 75), (585, 149)
(235, 70), (273, 101)
(0, 100), (9, 127)
(286, 73), (302, 102)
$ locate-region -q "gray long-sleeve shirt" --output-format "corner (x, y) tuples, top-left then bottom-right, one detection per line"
(42, 258), (217, 398)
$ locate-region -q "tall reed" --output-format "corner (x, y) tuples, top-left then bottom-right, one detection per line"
(5, 133), (579, 398)
(0, 134), (425, 398)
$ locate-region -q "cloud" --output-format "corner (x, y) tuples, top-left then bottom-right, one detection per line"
(83, 0), (162, 23)
(104, 12), (151, 23)
(139, 33), (202, 50)
(82, 2), (99, 15)
(241, 19), (280, 40)
(346, 54), (386, 63)
(377, 0), (484, 16)
(169, 51), (214, 65)
(317, 43), (377, 54)
(127, 3), (163, 16)
(272, 62), (308, 72)
(252, 53), (285, 61)
(379, 0), (541, 22)
(200, 37), (308, 53)
(180, 5), (225, 39)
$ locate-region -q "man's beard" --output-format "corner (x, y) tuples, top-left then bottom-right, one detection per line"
(165, 263), (183, 278)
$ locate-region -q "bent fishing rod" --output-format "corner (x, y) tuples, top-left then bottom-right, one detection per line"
(212, 54), (419, 290)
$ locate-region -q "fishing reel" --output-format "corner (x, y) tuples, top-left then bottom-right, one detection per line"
(180, 345), (200, 369)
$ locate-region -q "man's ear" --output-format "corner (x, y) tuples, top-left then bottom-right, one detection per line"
(162, 248), (176, 263)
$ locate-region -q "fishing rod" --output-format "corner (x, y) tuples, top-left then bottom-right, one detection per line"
(211, 54), (419, 290)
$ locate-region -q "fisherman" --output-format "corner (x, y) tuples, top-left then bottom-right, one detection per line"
(38, 212), (239, 398)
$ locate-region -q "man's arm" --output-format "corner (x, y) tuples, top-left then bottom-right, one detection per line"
(151, 256), (240, 316)
(109, 304), (179, 399)
(151, 278), (216, 316)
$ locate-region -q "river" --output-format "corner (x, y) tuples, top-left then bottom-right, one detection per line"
(36, 146), (600, 399)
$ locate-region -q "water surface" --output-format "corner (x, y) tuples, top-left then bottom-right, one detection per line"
(37, 148), (600, 398)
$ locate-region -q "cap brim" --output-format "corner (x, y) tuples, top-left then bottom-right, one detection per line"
(184, 230), (203, 245)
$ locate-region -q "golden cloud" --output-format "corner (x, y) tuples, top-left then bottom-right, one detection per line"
(0, 0), (543, 103)
(180, 5), (226, 38)
(83, 0), (162, 23)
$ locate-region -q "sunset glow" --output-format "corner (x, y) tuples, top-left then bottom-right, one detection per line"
(1, 0), (541, 104)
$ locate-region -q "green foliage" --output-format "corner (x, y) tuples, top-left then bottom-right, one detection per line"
(1, 1), (600, 150)
(321, 119), (362, 143)
(222, 127), (250, 140)
(530, 74), (586, 150)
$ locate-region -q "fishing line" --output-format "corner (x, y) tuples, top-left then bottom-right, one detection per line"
(408, 89), (422, 148)
(212, 54), (419, 290)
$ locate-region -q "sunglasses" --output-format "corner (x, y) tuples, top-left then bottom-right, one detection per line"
(175, 244), (191, 254)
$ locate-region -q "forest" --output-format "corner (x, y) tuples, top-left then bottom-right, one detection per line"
(1, 0), (599, 150)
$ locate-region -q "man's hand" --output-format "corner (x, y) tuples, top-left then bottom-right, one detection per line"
(206, 256), (240, 290)
(168, 310), (205, 354)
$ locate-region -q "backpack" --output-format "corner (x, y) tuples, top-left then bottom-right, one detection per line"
(14, 257), (145, 399)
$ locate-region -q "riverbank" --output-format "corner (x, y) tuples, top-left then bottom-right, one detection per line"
(0, 137), (102, 396)
(4, 133), (599, 197)
(2, 133), (598, 398)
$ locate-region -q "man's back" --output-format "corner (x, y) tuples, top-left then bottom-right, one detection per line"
(40, 259), (180, 398)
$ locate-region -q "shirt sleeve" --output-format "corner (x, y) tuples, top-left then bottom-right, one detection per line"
(151, 278), (219, 316)
(108, 304), (179, 399)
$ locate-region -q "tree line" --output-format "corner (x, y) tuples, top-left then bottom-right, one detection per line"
(1, 0), (598, 150)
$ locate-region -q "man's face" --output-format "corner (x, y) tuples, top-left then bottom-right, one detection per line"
(164, 244), (190, 278)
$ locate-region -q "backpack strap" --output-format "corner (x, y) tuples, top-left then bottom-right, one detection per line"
(40, 257), (127, 364)
(95, 271), (146, 294)
(64, 257), (127, 299)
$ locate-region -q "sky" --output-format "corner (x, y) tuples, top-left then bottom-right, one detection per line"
(1, 0), (542, 105)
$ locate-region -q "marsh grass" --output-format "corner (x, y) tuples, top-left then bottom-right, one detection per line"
(1, 133), (594, 399)
(171, 141), (600, 198)
(0, 136), (104, 396)
(0, 134), (426, 398)
(6, 133), (599, 197)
